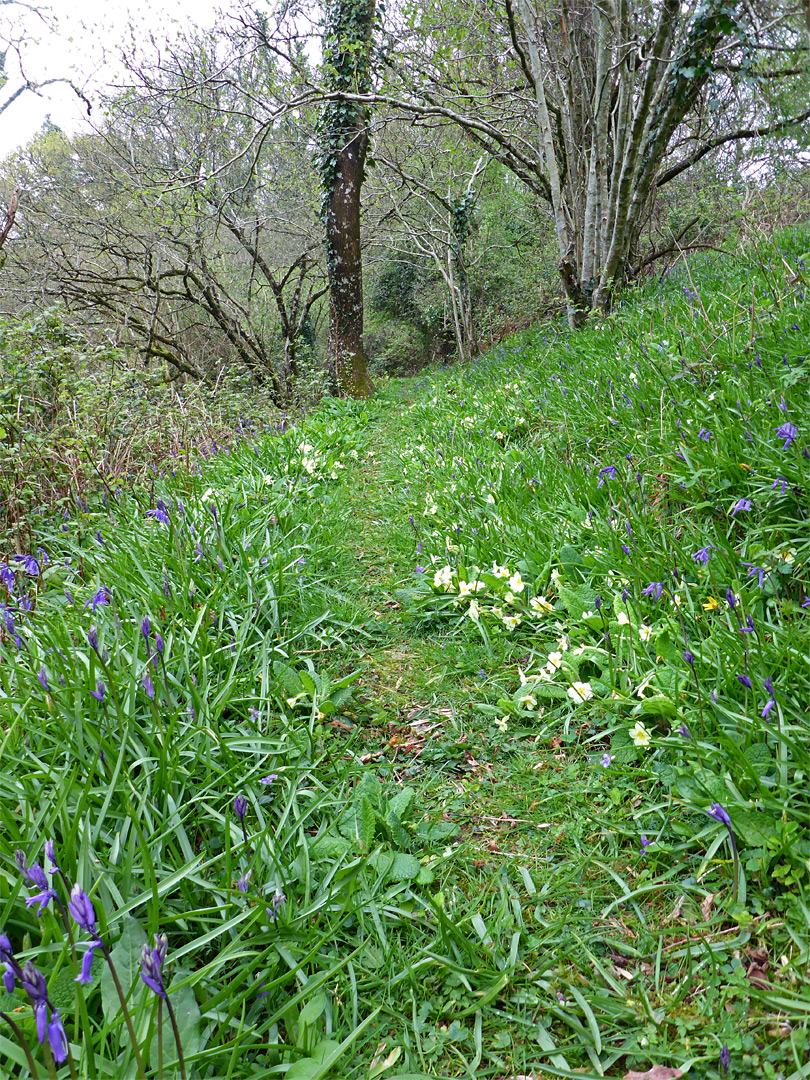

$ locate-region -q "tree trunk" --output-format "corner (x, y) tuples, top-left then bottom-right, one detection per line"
(325, 126), (375, 397)
(321, 0), (376, 399)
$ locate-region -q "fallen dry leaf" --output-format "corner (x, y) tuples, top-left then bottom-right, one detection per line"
(701, 892), (715, 920)
(624, 1067), (683, 1079)
(746, 963), (770, 989)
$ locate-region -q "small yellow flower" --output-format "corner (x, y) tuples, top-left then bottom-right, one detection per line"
(702, 596), (719, 611)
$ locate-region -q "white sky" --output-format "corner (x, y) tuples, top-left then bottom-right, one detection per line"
(0, 0), (222, 157)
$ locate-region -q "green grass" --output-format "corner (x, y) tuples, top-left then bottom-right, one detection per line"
(2, 226), (810, 1078)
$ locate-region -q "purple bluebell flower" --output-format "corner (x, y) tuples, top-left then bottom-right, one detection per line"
(146, 499), (171, 525)
(270, 887), (286, 914)
(737, 674), (752, 689)
(772, 477), (787, 494)
(719, 1045), (731, 1073)
(415, 565), (425, 573)
(236, 875), (250, 894)
(707, 803), (732, 828)
(20, 961), (49, 1033)
(692, 545), (713, 565)
(761, 698), (775, 719)
(193, 541), (204, 562)
(163, 571), (171, 598)
(142, 672), (155, 700)
(683, 650), (694, 666)
(2, 962), (14, 994)
(597, 465), (616, 487)
(621, 544), (631, 556)
(775, 422), (798, 449)
(640, 835), (652, 852)
(90, 681), (105, 702)
(0, 564), (14, 588)
(37, 667), (48, 691)
(260, 774), (279, 785)
(234, 795), (248, 823)
(742, 563), (766, 588)
(740, 615), (755, 633)
(22, 861), (58, 916)
(725, 589), (736, 609)
(44, 840), (59, 875)
(698, 428), (712, 440)
(140, 934), (168, 999)
(600, 753), (611, 768)
(677, 723), (691, 739)
(731, 498), (752, 516)
(14, 554), (40, 576)
(84, 588), (110, 613)
(47, 1009), (68, 1062)
(141, 615), (150, 643)
(68, 884), (97, 934)
(64, 590), (74, 605)
(154, 633), (164, 656)
(643, 582), (664, 600)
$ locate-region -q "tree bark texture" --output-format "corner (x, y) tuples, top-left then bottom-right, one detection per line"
(321, 0), (376, 398)
(325, 125), (375, 396)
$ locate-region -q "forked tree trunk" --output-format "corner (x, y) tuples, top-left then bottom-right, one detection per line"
(512, 0), (744, 327)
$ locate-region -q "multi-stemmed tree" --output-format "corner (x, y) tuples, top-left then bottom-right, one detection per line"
(365, 0), (810, 326)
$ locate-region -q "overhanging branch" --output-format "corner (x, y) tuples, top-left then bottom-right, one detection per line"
(656, 106), (810, 187)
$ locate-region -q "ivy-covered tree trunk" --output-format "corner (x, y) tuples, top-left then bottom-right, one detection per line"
(320, 0), (375, 398)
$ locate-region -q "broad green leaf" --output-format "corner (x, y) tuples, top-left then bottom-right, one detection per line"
(101, 917), (148, 1025)
(387, 785), (415, 820)
(149, 975), (202, 1072)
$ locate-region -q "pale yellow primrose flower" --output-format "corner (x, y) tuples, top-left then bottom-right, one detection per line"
(629, 721), (652, 747)
(433, 566), (454, 591)
(567, 681), (594, 703)
(508, 572), (525, 593)
(530, 596), (554, 613)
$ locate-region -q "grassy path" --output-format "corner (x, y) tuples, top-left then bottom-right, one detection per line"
(3, 230), (809, 1079)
